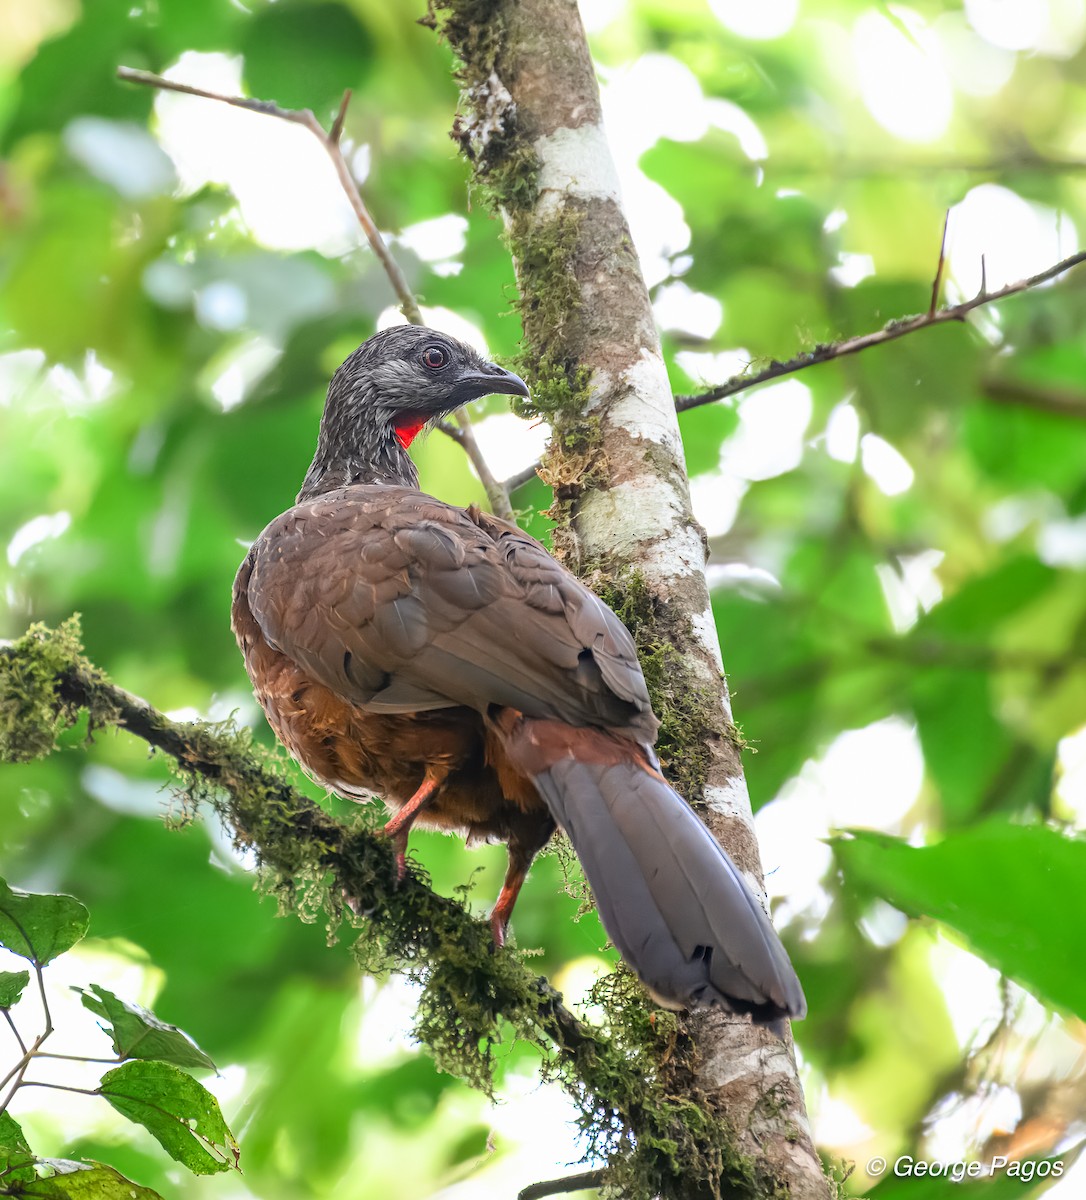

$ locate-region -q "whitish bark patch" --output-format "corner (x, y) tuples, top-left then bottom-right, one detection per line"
(534, 124), (623, 217)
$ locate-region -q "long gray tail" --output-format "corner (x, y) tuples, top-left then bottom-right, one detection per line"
(501, 719), (806, 1024)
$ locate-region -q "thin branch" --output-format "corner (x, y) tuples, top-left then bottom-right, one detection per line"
(518, 1168), (606, 1199)
(329, 88), (351, 145)
(34, 965), (51, 1039)
(929, 210), (950, 316)
(766, 152), (1086, 179)
(19, 1081), (100, 1096)
(115, 67), (420, 323)
(0, 1047), (31, 1098)
(507, 246), (1086, 487)
(0, 1030), (49, 1112)
(2, 1011), (26, 1056)
(433, 418), (516, 520)
(983, 375), (1086, 419)
(115, 66), (515, 520)
(674, 248), (1086, 413)
(36, 1052), (124, 1064)
(435, 418), (466, 446)
(0, 962), (56, 1113)
(502, 461), (543, 493)
(453, 411), (515, 521)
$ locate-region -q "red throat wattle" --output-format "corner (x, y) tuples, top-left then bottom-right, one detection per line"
(394, 415), (426, 449)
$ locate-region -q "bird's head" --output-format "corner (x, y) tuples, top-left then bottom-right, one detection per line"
(300, 325), (529, 498)
(328, 325), (528, 448)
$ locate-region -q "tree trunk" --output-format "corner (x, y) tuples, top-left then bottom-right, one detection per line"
(428, 1), (828, 1196)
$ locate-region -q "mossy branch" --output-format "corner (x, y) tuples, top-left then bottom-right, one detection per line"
(0, 619), (767, 1200)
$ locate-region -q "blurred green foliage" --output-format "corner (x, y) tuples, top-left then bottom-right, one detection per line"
(2, 0), (1086, 1196)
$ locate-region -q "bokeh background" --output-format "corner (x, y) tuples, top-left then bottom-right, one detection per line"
(2, 0), (1086, 1196)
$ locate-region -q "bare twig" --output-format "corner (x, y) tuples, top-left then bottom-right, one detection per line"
(983, 375), (1086, 419)
(116, 66), (516, 520)
(431, 417), (517, 519)
(0, 1029), (50, 1112)
(503, 461), (543, 493)
(505, 246), (1086, 488)
(329, 87), (351, 146)
(435, 418), (466, 446)
(3, 1011), (26, 1057)
(518, 1168), (606, 1200)
(929, 210), (950, 316)
(34, 964), (51, 1039)
(0, 962), (55, 1113)
(115, 68), (419, 320)
(453, 410), (516, 521)
(36, 1052), (124, 1064)
(767, 152), (1086, 179)
(18, 1081), (100, 1096)
(674, 248), (1086, 413)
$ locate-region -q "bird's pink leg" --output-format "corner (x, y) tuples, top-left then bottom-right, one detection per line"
(382, 772), (444, 881)
(490, 847), (532, 947)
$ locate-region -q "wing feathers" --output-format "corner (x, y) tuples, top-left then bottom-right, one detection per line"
(244, 485), (657, 737)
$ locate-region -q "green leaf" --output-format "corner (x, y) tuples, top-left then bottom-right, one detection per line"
(76, 985), (215, 1071)
(965, 399), (1086, 497)
(241, 2), (376, 114)
(918, 557), (1055, 641)
(98, 1061), (238, 1176)
(0, 969), (30, 1007)
(18, 1159), (166, 1199)
(0, 1111), (36, 1186)
(835, 823), (1086, 1018)
(0, 0), (147, 148)
(909, 668), (1012, 822)
(0, 877), (89, 966)
(677, 400), (739, 476)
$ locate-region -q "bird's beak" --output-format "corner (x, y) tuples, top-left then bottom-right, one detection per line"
(449, 363), (530, 405)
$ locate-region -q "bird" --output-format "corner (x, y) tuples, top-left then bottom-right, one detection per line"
(231, 324), (806, 1025)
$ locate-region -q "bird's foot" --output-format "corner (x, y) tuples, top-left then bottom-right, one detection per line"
(382, 774), (446, 885)
(488, 847), (533, 949)
(383, 825), (410, 885)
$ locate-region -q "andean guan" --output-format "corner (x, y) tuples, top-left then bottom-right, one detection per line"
(232, 325), (806, 1024)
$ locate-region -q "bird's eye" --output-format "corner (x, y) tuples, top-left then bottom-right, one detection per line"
(421, 346), (449, 370)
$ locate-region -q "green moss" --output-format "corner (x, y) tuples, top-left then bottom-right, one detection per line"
(510, 352), (588, 423)
(0, 618), (117, 761)
(423, 0), (504, 80)
(567, 970), (765, 1200)
(507, 208), (582, 352)
(478, 140), (541, 212)
(501, 207), (596, 496)
(427, 0), (538, 205)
